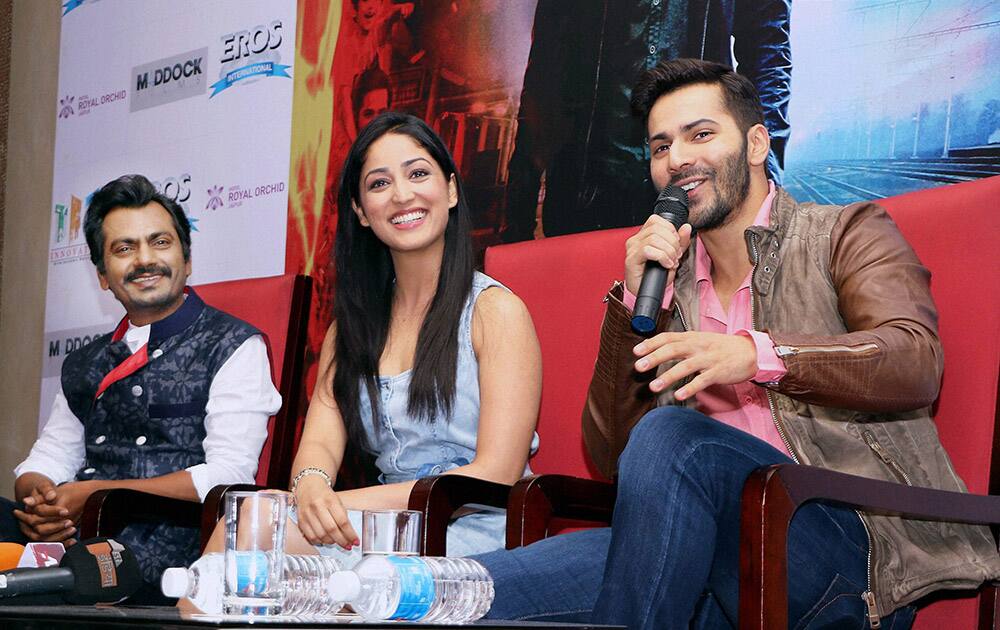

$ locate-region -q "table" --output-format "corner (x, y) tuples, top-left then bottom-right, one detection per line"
(0, 605), (625, 629)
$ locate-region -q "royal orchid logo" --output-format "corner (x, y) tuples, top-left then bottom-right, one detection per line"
(206, 185), (224, 210)
(58, 96), (75, 119)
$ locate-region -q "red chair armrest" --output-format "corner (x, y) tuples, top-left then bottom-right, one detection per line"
(407, 474), (512, 556)
(739, 463), (1000, 630)
(79, 489), (201, 541)
(506, 474), (616, 549)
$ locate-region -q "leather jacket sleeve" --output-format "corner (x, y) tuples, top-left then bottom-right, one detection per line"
(581, 283), (667, 479)
(767, 202), (944, 412)
(733, 0), (792, 180)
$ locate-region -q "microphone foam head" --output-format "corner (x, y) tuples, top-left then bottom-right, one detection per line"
(59, 537), (142, 604)
(654, 184), (689, 226)
(0, 543), (25, 572)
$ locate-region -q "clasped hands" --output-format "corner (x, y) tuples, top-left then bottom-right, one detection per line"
(13, 478), (100, 544)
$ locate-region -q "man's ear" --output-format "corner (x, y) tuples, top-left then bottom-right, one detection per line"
(97, 269), (109, 291)
(746, 123), (771, 168)
(352, 200), (370, 227)
(448, 174), (458, 208)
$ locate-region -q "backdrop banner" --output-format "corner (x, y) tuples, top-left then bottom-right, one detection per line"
(41, 0), (297, 424)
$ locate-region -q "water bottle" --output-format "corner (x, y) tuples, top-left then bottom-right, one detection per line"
(282, 554), (345, 616)
(326, 555), (494, 623)
(161, 553), (225, 614)
(162, 553), (344, 617)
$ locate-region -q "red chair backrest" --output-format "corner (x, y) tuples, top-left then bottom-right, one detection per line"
(192, 273), (311, 489)
(486, 176), (1000, 627)
(486, 227), (633, 480)
(879, 176), (1000, 629)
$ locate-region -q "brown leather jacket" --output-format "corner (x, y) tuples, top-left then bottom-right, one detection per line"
(582, 188), (1000, 618)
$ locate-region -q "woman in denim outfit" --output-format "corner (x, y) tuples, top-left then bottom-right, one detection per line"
(287, 112), (541, 558)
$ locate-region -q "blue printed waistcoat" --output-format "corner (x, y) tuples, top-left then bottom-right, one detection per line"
(61, 288), (259, 585)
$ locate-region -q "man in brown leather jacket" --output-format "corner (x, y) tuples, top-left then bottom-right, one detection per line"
(475, 58), (1000, 629)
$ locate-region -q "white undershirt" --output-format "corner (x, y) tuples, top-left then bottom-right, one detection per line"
(14, 322), (282, 501)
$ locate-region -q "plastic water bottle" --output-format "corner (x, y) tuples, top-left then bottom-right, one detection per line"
(326, 555), (494, 623)
(162, 553), (344, 617)
(162, 553), (225, 614)
(282, 554), (344, 616)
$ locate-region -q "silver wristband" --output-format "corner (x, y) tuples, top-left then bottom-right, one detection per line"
(291, 467), (333, 494)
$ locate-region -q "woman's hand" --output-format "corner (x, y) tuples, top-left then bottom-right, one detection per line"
(293, 475), (359, 549)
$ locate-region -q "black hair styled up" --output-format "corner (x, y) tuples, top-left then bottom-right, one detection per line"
(630, 58), (765, 133)
(332, 111), (474, 449)
(84, 174), (191, 273)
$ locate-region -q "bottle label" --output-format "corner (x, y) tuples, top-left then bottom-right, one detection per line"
(387, 556), (435, 620)
(228, 550), (270, 595)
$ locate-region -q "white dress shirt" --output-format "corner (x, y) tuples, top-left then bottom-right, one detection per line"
(14, 321), (282, 501)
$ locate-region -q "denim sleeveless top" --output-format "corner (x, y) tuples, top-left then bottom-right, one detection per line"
(358, 271), (539, 556)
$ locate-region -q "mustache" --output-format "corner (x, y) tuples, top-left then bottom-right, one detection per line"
(670, 167), (715, 187)
(126, 264), (172, 282)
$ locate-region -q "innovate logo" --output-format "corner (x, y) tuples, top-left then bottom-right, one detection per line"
(130, 48), (209, 112)
(51, 195), (89, 265)
(211, 20), (291, 97)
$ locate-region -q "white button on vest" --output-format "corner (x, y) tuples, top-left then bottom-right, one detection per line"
(95, 435), (106, 444)
(132, 385), (143, 397)
(83, 467), (96, 474)
(135, 435), (147, 446)
(151, 348), (163, 359)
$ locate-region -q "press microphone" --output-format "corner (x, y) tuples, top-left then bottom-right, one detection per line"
(0, 537), (141, 604)
(631, 184), (690, 334)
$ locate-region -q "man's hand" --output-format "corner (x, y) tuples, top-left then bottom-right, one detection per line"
(633, 331), (758, 400)
(624, 215), (693, 295)
(13, 473), (75, 542)
(51, 480), (101, 524)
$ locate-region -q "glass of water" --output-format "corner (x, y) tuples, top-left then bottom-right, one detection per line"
(223, 490), (288, 616)
(362, 509), (422, 555)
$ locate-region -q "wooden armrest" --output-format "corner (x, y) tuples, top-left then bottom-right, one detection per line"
(407, 474), (512, 556)
(79, 489), (201, 540)
(739, 463), (1000, 630)
(200, 483), (268, 551)
(506, 474), (616, 549)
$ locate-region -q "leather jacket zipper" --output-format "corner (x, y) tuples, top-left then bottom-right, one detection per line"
(773, 342), (879, 357)
(862, 431), (912, 486)
(748, 233), (797, 463)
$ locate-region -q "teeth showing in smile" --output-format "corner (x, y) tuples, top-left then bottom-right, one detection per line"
(391, 211), (427, 225)
(681, 181), (703, 192)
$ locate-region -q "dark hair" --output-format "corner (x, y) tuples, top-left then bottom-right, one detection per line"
(84, 174), (191, 273)
(352, 64), (392, 122)
(332, 111), (474, 449)
(630, 58), (765, 133)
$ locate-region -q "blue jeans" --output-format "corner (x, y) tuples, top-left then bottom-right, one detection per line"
(474, 408), (916, 629)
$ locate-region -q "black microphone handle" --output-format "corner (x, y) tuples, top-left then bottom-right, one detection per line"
(0, 567), (75, 597)
(632, 260), (669, 335)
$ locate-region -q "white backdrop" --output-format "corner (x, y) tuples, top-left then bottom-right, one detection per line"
(41, 0), (297, 423)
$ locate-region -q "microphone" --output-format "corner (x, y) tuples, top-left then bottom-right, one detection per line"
(0, 544), (25, 572)
(631, 184), (689, 335)
(0, 537), (142, 604)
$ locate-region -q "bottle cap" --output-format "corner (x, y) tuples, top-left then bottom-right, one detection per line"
(327, 570), (361, 602)
(160, 567), (190, 598)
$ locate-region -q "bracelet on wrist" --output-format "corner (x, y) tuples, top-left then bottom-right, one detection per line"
(291, 467), (333, 494)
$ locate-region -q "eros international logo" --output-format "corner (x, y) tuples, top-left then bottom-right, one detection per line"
(130, 48), (208, 112)
(211, 20), (291, 97)
(152, 173), (200, 232)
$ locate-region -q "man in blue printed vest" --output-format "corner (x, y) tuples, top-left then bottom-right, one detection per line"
(1, 174), (281, 599)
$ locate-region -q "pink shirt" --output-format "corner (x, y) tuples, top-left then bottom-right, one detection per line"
(624, 181), (789, 455)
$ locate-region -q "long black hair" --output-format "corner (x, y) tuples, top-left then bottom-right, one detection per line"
(332, 111), (475, 450)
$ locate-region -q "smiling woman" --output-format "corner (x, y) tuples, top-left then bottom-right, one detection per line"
(197, 113), (543, 570)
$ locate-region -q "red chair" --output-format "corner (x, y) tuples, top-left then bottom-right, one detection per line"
(80, 273), (312, 550)
(487, 177), (1000, 628)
